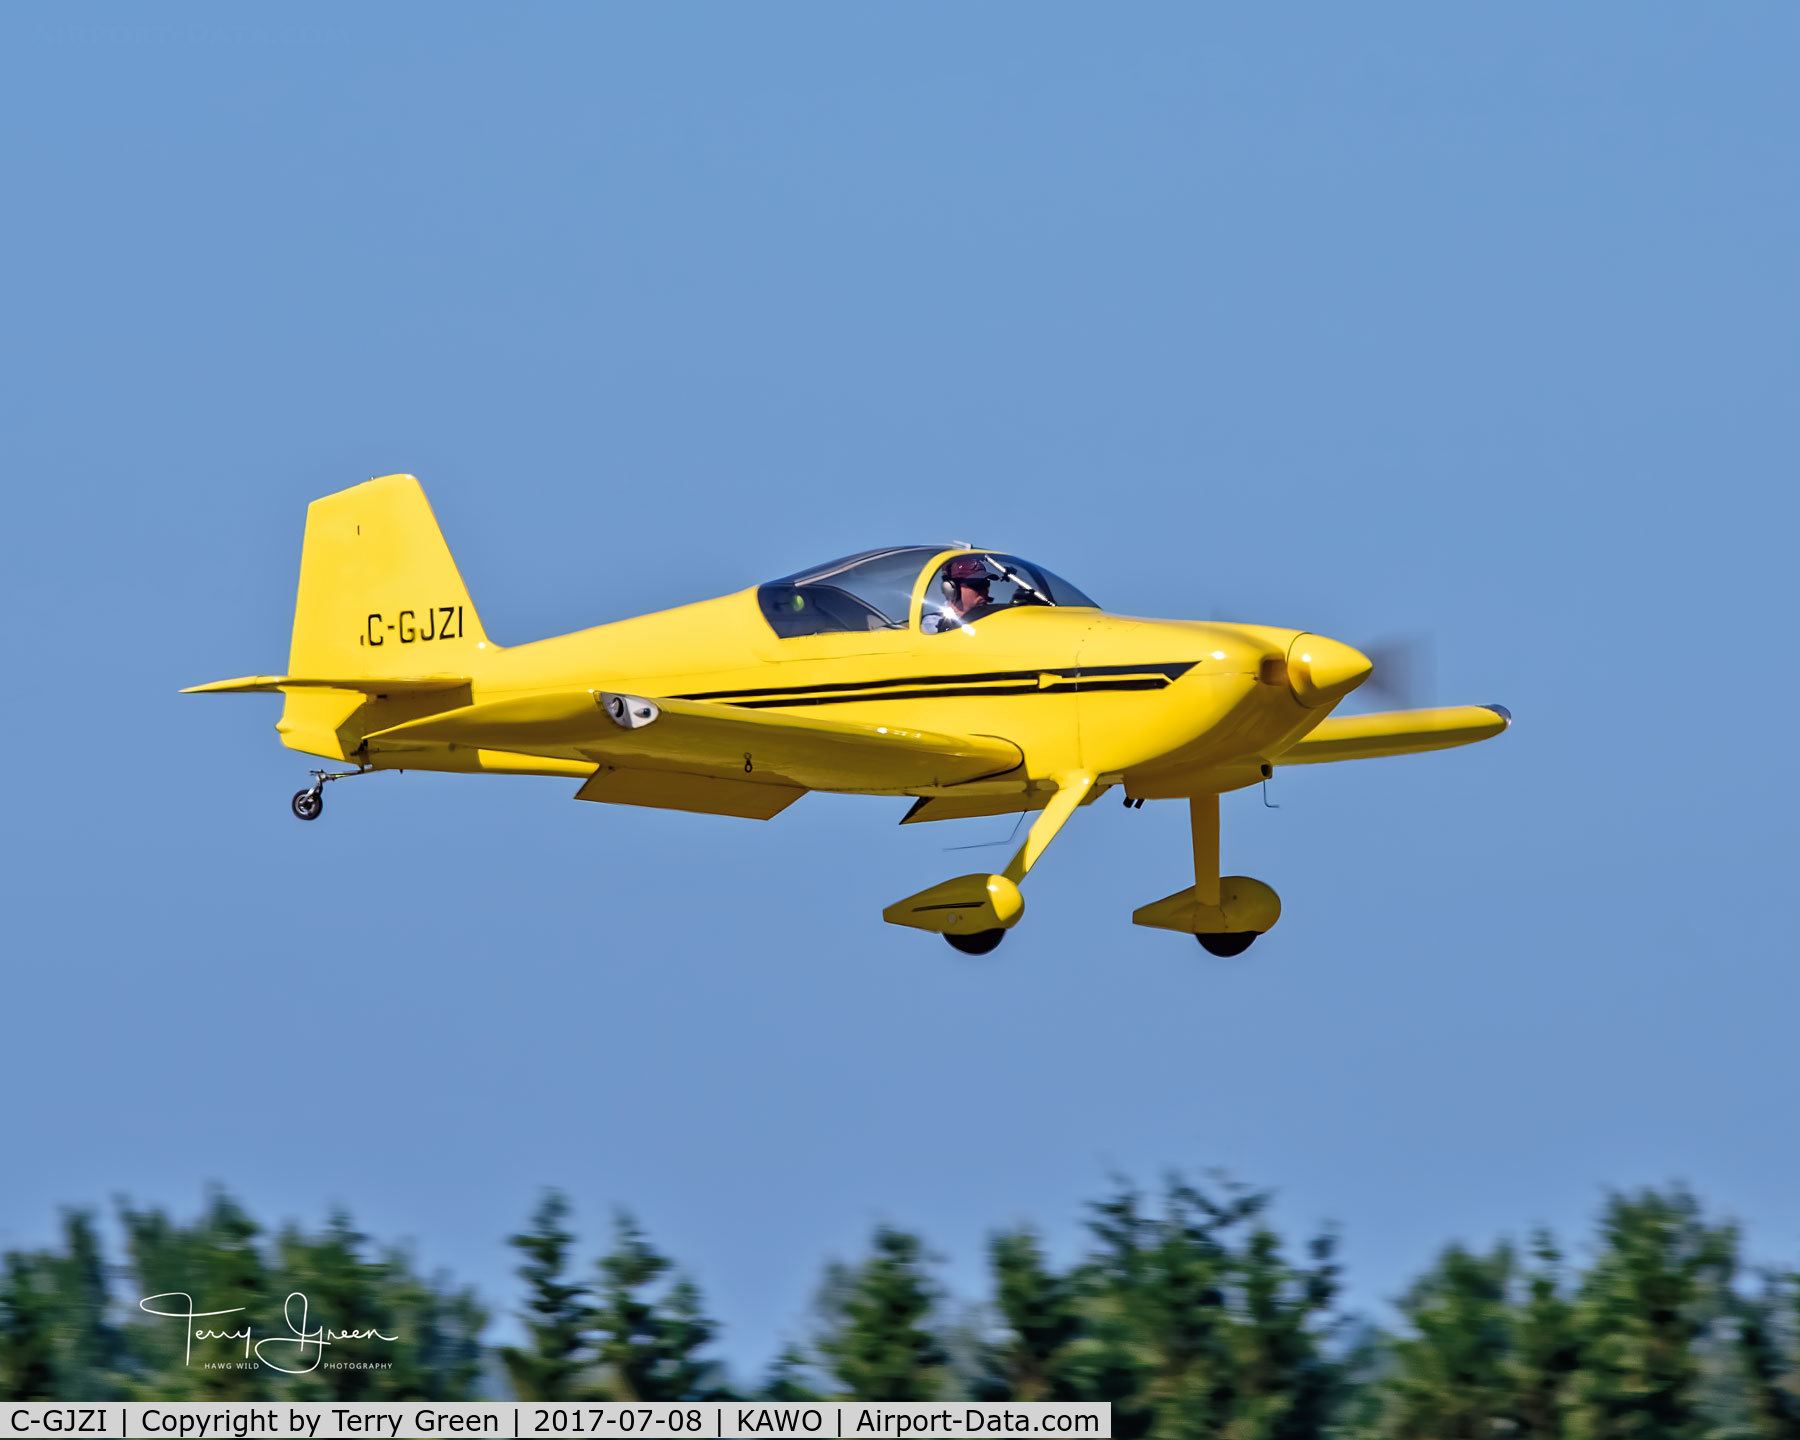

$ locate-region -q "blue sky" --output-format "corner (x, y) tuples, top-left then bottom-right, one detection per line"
(2, 3), (1797, 1380)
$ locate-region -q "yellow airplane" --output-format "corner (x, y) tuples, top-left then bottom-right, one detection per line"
(187, 475), (1510, 955)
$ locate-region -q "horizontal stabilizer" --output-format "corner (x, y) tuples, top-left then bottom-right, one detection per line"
(1276, 704), (1511, 765)
(182, 674), (471, 696)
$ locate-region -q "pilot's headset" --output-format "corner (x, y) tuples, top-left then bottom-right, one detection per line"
(941, 554), (992, 604)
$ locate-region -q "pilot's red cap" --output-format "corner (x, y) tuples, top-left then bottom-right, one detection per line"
(946, 555), (991, 583)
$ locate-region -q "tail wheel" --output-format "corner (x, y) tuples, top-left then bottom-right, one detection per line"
(945, 929), (1005, 955)
(1196, 932), (1258, 956)
(291, 789), (324, 821)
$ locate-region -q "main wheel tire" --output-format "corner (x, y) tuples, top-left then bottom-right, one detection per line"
(291, 789), (324, 821)
(945, 929), (1005, 955)
(1196, 931), (1258, 956)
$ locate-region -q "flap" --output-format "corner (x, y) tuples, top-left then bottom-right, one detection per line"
(1276, 704), (1511, 765)
(574, 767), (804, 820)
(363, 689), (1024, 792)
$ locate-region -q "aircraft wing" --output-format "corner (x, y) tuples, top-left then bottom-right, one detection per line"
(1274, 704), (1511, 765)
(362, 689), (1024, 793)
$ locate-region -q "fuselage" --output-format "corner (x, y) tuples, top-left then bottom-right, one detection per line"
(288, 546), (1372, 800)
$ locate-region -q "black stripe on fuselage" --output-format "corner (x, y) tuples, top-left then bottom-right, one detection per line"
(672, 661), (1196, 708)
(725, 679), (1175, 709)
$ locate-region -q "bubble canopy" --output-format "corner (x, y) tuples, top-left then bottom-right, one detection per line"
(757, 547), (1098, 639)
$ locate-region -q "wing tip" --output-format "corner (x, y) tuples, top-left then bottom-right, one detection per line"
(1483, 703), (1513, 727)
(181, 676), (283, 694)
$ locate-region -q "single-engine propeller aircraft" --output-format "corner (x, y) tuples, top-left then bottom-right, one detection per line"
(187, 475), (1510, 954)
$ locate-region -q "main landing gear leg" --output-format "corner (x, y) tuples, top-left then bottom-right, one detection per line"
(1189, 794), (1259, 955)
(1130, 793), (1282, 952)
(883, 771), (1098, 954)
(291, 767), (364, 821)
(1191, 792), (1221, 909)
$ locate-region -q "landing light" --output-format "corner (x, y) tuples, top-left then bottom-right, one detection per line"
(1211, 650), (1226, 659)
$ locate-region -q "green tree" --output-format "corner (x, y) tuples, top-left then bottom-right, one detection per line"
(4, 1190), (483, 1402)
(1081, 1175), (1278, 1439)
(818, 1227), (948, 1400)
(1565, 1187), (1736, 1440)
(0, 1251), (58, 1400)
(51, 1211), (125, 1399)
(272, 1212), (398, 1400)
(1083, 1178), (1229, 1437)
(0, 1214), (126, 1400)
(1328, 1321), (1390, 1440)
(592, 1213), (722, 1400)
(759, 1343), (823, 1401)
(1735, 1272), (1800, 1440)
(1225, 1223), (1341, 1440)
(1074, 1174), (1345, 1440)
(1511, 1233), (1581, 1440)
(269, 1211), (485, 1401)
(122, 1188), (277, 1399)
(377, 1257), (488, 1401)
(989, 1228), (1082, 1401)
(1372, 1241), (1519, 1440)
(500, 1191), (592, 1400)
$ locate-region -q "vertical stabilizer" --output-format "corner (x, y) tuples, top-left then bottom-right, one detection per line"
(288, 474), (491, 677)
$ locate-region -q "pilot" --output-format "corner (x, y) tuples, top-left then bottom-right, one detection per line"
(925, 554), (995, 633)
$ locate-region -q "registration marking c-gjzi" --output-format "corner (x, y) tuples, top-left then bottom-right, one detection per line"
(362, 606), (464, 646)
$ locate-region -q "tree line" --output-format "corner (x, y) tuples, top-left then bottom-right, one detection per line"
(4, 1177), (1799, 1440)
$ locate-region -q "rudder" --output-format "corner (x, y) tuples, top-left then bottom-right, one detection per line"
(288, 474), (491, 677)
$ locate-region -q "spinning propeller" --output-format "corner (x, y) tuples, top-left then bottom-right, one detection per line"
(1357, 633), (1436, 710)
